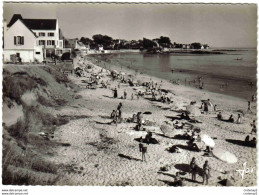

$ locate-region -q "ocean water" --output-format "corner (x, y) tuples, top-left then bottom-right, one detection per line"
(95, 48), (257, 100)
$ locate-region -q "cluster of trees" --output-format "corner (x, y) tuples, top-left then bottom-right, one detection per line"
(67, 34), (207, 50)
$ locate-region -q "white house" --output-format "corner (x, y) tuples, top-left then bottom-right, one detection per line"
(3, 14), (67, 63)
(66, 39), (89, 51)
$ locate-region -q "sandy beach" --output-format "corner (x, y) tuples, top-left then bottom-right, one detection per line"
(39, 54), (257, 186)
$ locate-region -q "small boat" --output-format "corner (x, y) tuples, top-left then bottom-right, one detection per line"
(235, 57), (243, 60)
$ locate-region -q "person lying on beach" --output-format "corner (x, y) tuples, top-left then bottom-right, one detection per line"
(173, 121), (185, 129)
(245, 135), (256, 147)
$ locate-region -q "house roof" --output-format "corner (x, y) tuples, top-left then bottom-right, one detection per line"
(7, 15), (38, 38)
(7, 14), (57, 30)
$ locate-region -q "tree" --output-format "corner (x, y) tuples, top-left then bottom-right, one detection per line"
(191, 42), (202, 49)
(92, 34), (113, 49)
(143, 38), (156, 49)
(158, 36), (172, 47)
(80, 37), (93, 45)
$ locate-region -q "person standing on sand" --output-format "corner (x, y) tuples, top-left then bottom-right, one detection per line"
(237, 114), (242, 124)
(124, 90), (127, 99)
(190, 157), (197, 181)
(139, 143), (147, 162)
(251, 120), (256, 134)
(113, 88), (118, 98)
(202, 160), (211, 185)
(248, 101), (251, 111)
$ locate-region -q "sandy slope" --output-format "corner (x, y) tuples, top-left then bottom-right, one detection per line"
(47, 55), (256, 186)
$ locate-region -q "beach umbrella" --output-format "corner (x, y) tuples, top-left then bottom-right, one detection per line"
(201, 134), (215, 147)
(213, 148), (238, 164)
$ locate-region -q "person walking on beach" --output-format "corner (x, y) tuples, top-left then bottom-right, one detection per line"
(190, 157), (197, 181)
(248, 101), (251, 111)
(113, 88), (118, 98)
(202, 160), (211, 185)
(237, 114), (242, 124)
(139, 143), (147, 162)
(124, 90), (127, 99)
(251, 120), (256, 134)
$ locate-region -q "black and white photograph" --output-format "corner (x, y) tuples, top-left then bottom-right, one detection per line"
(1, 1), (257, 190)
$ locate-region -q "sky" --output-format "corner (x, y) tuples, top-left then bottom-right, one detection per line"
(3, 3), (257, 48)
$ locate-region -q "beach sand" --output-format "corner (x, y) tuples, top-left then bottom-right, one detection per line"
(47, 54), (256, 186)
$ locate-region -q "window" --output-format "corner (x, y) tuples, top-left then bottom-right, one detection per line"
(39, 32), (45, 37)
(47, 40), (55, 46)
(14, 36), (24, 45)
(39, 40), (45, 46)
(36, 52), (41, 55)
(48, 33), (54, 37)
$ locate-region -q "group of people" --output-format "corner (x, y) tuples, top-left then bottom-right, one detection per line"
(190, 157), (211, 185)
(110, 102), (123, 125)
(217, 112), (243, 124)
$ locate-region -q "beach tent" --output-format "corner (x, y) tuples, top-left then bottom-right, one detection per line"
(213, 148), (238, 164)
(201, 134), (215, 148)
(186, 105), (201, 116)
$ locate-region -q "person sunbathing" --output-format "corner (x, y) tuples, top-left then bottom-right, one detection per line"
(174, 121), (185, 129)
(187, 138), (200, 152)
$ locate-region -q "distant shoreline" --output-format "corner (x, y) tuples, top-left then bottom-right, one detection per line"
(84, 49), (225, 55)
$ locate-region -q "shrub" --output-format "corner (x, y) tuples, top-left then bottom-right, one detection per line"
(61, 52), (71, 61)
